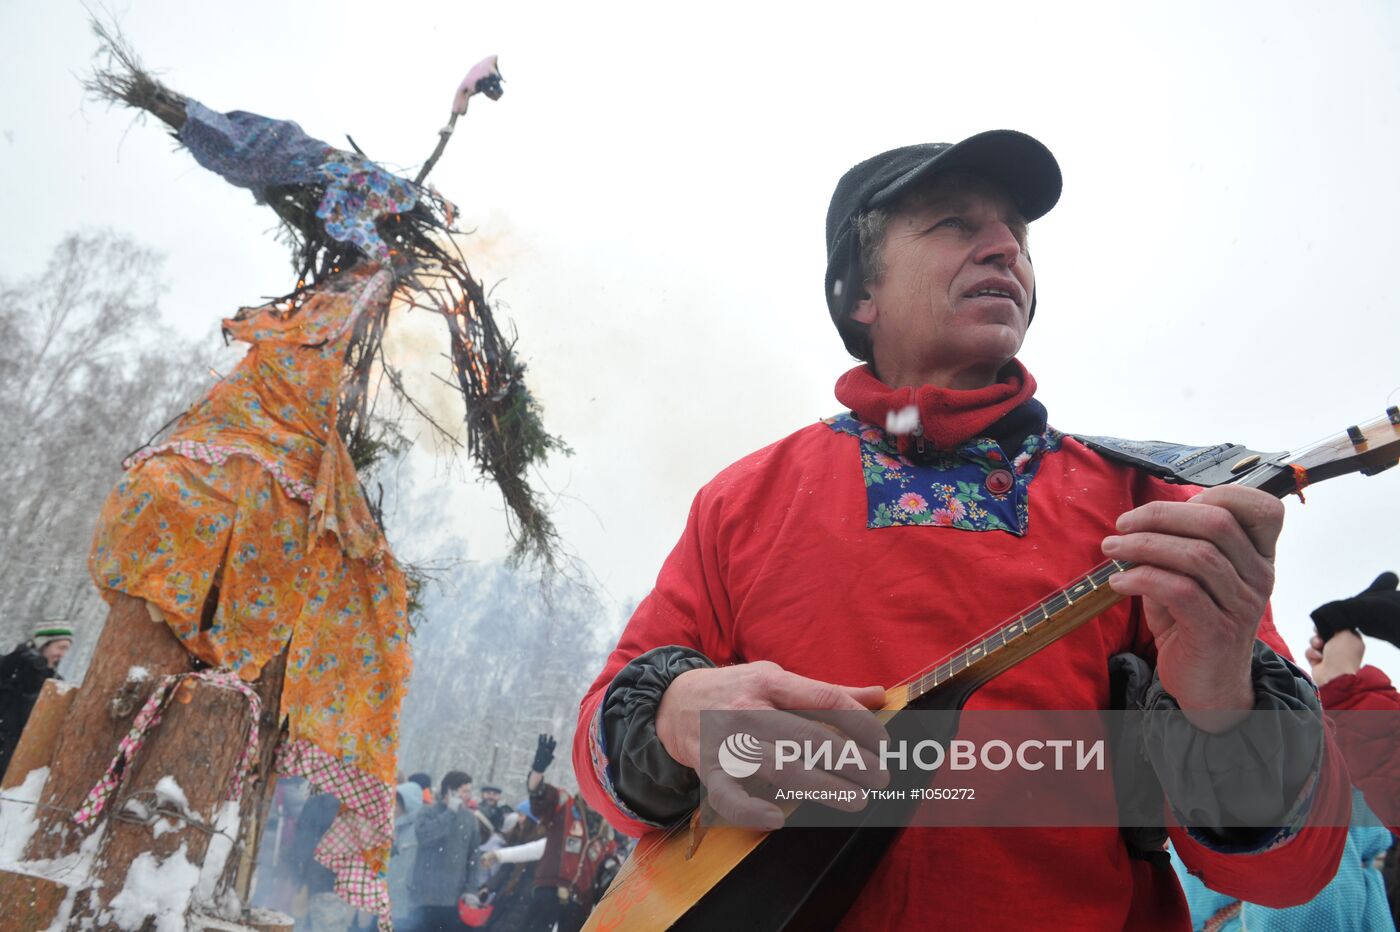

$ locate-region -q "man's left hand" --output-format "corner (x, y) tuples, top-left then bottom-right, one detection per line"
(1101, 485), (1283, 733)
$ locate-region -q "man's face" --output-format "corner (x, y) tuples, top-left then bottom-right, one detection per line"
(852, 176), (1034, 389)
(40, 639), (71, 668)
(457, 782), (474, 805)
(482, 789), (501, 805)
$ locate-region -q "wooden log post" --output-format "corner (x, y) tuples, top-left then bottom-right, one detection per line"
(0, 873), (71, 932)
(70, 671), (259, 925)
(1, 678), (78, 791)
(216, 653), (287, 907)
(0, 679), (80, 930)
(8, 592), (291, 929)
(26, 593), (192, 862)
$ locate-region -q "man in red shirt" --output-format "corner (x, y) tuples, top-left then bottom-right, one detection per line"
(573, 132), (1349, 929)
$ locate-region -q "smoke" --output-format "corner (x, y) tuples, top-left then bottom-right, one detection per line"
(379, 212), (534, 446)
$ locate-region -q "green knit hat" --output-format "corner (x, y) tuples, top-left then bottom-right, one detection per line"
(32, 624), (74, 647)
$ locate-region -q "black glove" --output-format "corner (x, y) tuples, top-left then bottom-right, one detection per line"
(1312, 572), (1400, 646)
(532, 733), (556, 774)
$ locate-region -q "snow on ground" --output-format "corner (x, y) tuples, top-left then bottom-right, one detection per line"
(246, 907), (294, 924)
(2, 767), (116, 932)
(105, 841), (200, 932)
(34, 823), (110, 932)
(0, 766), (47, 865)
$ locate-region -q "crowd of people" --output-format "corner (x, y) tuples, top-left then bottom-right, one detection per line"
(247, 734), (625, 932)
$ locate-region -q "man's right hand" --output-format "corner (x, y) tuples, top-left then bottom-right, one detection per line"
(655, 660), (889, 829)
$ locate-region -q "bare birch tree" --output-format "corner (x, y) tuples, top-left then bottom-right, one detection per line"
(0, 231), (213, 678)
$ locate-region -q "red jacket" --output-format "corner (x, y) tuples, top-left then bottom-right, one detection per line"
(530, 780), (617, 906)
(1321, 666), (1400, 832)
(573, 366), (1348, 930)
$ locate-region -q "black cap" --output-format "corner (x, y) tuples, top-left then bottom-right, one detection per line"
(480, 785), (502, 794)
(824, 130), (1062, 358)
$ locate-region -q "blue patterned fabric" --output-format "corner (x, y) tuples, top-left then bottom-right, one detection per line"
(180, 101), (328, 200)
(824, 413), (1063, 535)
(1170, 788), (1396, 931)
(314, 151), (419, 260)
(179, 100), (420, 260)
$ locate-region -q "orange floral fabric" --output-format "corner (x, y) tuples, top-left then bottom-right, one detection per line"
(89, 263), (409, 916)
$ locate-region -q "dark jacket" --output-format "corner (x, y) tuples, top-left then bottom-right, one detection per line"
(291, 792), (340, 895)
(411, 800), (480, 907)
(0, 644), (57, 780)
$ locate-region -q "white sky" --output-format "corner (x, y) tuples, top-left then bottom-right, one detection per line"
(4, 0), (1400, 678)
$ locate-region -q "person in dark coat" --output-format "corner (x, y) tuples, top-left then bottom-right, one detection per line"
(411, 770), (481, 931)
(0, 624), (73, 781)
(288, 791), (350, 930)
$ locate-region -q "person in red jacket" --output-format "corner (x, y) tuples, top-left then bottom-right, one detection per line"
(1307, 571), (1400, 831)
(521, 735), (616, 932)
(573, 132), (1349, 930)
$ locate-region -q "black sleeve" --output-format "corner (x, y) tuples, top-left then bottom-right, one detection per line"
(601, 645), (715, 825)
(1134, 640), (1324, 847)
(0, 648), (49, 695)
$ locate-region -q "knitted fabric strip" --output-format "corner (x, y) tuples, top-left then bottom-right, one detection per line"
(73, 668), (262, 826)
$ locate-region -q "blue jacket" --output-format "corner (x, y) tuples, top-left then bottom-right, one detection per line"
(1170, 788), (1395, 931)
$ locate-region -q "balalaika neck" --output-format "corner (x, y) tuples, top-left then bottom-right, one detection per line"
(888, 559), (1132, 711)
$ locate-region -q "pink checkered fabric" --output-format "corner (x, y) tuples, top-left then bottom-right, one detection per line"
(276, 738), (394, 921)
(74, 669), (262, 826)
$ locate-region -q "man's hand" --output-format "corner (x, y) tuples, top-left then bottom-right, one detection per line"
(1102, 485), (1283, 733)
(655, 661), (888, 829)
(1306, 630), (1365, 687)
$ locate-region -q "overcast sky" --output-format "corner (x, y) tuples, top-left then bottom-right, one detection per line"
(5, 0), (1400, 677)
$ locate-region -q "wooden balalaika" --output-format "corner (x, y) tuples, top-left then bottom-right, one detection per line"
(583, 409), (1400, 932)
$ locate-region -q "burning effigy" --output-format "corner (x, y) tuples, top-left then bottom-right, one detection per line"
(70, 24), (562, 924)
